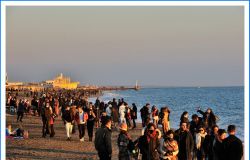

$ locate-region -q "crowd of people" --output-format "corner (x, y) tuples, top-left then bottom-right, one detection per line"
(6, 90), (243, 160)
(95, 103), (243, 160)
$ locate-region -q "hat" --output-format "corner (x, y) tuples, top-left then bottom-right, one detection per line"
(119, 123), (128, 131)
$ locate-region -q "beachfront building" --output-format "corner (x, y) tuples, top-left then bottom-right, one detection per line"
(46, 73), (79, 89)
(6, 73), (43, 91)
(6, 82), (44, 92)
(6, 82), (24, 86)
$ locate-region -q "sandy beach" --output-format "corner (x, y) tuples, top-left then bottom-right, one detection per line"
(6, 113), (142, 160)
(5, 105), (245, 160)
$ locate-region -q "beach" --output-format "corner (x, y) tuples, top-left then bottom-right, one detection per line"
(5, 86), (244, 159)
(6, 113), (142, 160)
(4, 5), (245, 160)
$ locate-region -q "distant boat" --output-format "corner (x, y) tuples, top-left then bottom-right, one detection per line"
(134, 80), (140, 91)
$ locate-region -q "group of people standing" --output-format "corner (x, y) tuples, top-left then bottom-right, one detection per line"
(95, 101), (243, 160)
(7, 90), (243, 160)
(62, 104), (96, 141)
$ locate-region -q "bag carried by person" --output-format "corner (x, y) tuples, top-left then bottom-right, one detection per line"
(127, 140), (135, 153)
(132, 138), (141, 159)
(23, 130), (29, 139)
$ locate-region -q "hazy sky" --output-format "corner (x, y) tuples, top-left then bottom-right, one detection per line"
(6, 6), (244, 87)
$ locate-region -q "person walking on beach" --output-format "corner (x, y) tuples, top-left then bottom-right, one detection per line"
(95, 117), (112, 160)
(75, 106), (88, 142)
(112, 98), (118, 109)
(112, 102), (119, 129)
(131, 103), (137, 129)
(10, 96), (17, 113)
(41, 103), (49, 137)
(54, 98), (60, 117)
(125, 104), (132, 129)
(175, 122), (194, 160)
(159, 130), (179, 160)
(24, 99), (31, 116)
(45, 102), (55, 137)
(151, 105), (159, 128)
(62, 105), (74, 141)
(140, 103), (150, 127)
(119, 102), (126, 124)
(223, 125), (243, 160)
(31, 97), (39, 116)
(70, 105), (77, 134)
(17, 99), (25, 122)
(106, 102), (112, 117)
(138, 123), (160, 160)
(87, 105), (96, 142)
(117, 123), (132, 160)
(95, 97), (100, 109)
(140, 105), (146, 127)
(94, 102), (100, 128)
(161, 107), (171, 135)
(213, 129), (226, 160)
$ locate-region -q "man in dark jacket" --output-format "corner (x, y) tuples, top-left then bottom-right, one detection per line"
(175, 122), (194, 160)
(17, 99), (25, 122)
(223, 125), (243, 160)
(203, 125), (219, 160)
(189, 114), (202, 138)
(62, 105), (74, 140)
(140, 103), (150, 127)
(131, 103), (137, 129)
(95, 97), (100, 109)
(95, 117), (112, 160)
(213, 129), (227, 160)
(41, 104), (50, 137)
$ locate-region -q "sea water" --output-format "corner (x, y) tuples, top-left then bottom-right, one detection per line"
(89, 87), (244, 141)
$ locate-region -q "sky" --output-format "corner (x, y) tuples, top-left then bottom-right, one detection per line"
(6, 6), (244, 87)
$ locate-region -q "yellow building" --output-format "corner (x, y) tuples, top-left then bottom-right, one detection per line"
(47, 73), (79, 89)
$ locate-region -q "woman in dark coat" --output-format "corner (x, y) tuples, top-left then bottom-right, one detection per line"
(131, 103), (137, 129)
(197, 108), (217, 130)
(112, 100), (119, 128)
(87, 105), (96, 141)
(117, 123), (131, 160)
(138, 123), (160, 160)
